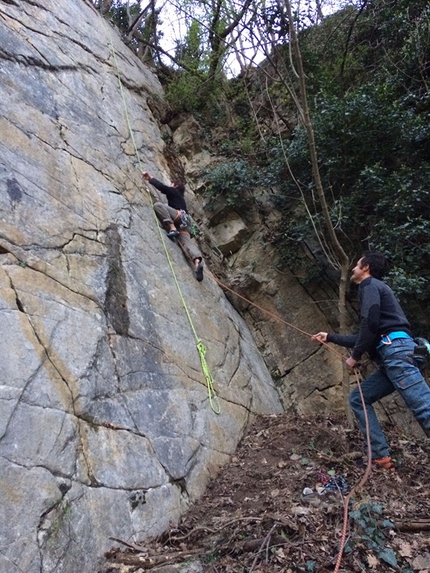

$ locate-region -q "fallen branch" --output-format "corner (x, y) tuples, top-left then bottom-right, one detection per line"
(317, 450), (363, 462)
(248, 524), (279, 573)
(109, 536), (148, 552)
(108, 524), (295, 570)
(393, 519), (430, 532)
(166, 516), (265, 543)
(235, 533), (289, 554)
(109, 547), (202, 567)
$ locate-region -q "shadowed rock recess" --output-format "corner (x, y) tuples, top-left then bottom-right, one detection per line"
(0, 2), (284, 572)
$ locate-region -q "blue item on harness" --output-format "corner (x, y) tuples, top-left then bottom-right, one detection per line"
(377, 331), (411, 348)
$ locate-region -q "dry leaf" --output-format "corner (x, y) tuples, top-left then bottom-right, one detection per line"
(398, 542), (413, 557)
(367, 553), (380, 568)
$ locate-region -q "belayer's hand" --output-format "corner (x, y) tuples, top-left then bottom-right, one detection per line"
(345, 356), (358, 371)
(311, 332), (328, 343)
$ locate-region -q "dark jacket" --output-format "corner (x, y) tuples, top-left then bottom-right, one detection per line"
(327, 276), (411, 360)
(149, 178), (187, 212)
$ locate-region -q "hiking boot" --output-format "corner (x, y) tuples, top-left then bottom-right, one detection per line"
(195, 261), (204, 282)
(167, 230), (180, 240)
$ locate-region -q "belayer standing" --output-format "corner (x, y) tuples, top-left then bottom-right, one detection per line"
(312, 251), (430, 470)
(142, 172), (204, 282)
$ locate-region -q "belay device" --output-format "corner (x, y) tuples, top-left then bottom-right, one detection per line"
(412, 337), (430, 369)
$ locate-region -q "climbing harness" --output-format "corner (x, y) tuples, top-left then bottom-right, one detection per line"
(378, 331), (411, 347)
(379, 332), (430, 369)
(178, 209), (190, 230)
(101, 15), (220, 414)
(177, 209), (198, 237)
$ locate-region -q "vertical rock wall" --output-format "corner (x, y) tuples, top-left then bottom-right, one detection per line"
(0, 2), (282, 572)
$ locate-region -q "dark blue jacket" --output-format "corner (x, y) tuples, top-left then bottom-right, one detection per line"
(328, 276), (411, 360)
(149, 178), (187, 212)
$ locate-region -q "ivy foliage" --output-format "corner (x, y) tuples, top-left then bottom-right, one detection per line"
(346, 502), (399, 569)
(203, 160), (258, 210)
(269, 0), (430, 331)
(200, 0), (430, 329)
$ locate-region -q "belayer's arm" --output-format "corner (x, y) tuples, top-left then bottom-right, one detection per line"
(327, 333), (358, 348)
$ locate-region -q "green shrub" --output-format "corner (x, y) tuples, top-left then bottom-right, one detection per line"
(203, 160), (257, 209)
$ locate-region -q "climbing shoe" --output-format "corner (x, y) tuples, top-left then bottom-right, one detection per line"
(355, 455), (395, 471)
(374, 456), (395, 471)
(195, 261), (204, 282)
(167, 230), (180, 240)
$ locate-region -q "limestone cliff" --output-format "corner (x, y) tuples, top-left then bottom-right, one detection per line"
(0, 2), (287, 572)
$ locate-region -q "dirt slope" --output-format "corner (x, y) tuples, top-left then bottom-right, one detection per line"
(101, 414), (430, 573)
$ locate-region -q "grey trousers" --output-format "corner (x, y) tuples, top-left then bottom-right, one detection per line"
(153, 202), (202, 263)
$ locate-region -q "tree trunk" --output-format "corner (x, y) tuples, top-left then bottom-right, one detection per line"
(284, 0), (353, 425)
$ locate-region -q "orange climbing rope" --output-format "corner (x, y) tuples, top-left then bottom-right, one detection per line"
(211, 273), (374, 572)
(212, 274), (347, 360)
(333, 369), (373, 573)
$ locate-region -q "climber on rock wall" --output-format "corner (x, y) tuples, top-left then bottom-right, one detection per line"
(142, 172), (204, 282)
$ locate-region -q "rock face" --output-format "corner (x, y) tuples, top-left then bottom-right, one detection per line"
(172, 111), (428, 440)
(0, 2), (284, 572)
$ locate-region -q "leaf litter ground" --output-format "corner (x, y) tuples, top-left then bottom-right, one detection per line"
(101, 414), (430, 573)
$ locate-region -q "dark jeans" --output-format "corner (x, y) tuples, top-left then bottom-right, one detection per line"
(349, 338), (430, 459)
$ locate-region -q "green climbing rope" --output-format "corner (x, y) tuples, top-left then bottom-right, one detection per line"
(102, 15), (220, 414)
